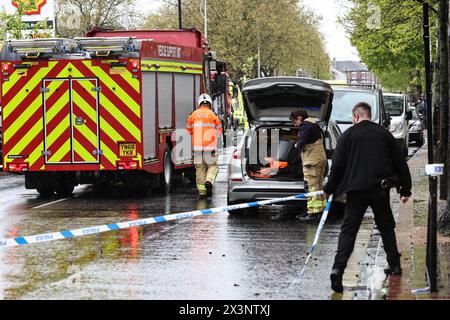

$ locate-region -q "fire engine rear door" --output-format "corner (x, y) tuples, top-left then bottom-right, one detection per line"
(43, 79), (72, 165)
(71, 78), (100, 164)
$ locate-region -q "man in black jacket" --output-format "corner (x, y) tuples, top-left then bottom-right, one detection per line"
(324, 102), (412, 293)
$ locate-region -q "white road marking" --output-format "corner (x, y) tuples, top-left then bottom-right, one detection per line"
(32, 196), (75, 209)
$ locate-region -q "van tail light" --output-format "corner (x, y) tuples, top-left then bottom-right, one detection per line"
(8, 163), (28, 172)
(117, 161), (138, 170)
(1, 63), (9, 72)
(232, 149), (241, 160)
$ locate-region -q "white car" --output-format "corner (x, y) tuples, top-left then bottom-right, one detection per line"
(227, 77), (333, 215)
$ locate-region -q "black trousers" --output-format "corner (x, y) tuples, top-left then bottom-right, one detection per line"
(332, 188), (401, 272)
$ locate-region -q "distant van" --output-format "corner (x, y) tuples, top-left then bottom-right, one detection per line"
(383, 93), (413, 156)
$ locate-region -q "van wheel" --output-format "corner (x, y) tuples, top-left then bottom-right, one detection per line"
(37, 188), (54, 198)
(158, 144), (173, 194)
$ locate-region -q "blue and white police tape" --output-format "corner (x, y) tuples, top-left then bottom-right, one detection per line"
(411, 287), (430, 295)
(0, 191), (324, 249)
(289, 194), (334, 288)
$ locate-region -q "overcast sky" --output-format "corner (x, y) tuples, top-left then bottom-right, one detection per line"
(138, 0), (360, 61)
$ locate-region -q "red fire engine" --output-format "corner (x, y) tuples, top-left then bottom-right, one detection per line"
(0, 28), (224, 197)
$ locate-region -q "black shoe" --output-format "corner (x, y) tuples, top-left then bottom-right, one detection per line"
(271, 212), (289, 222)
(295, 212), (308, 220)
(384, 266), (402, 275)
(330, 269), (344, 293)
(205, 181), (213, 198)
(298, 214), (320, 223)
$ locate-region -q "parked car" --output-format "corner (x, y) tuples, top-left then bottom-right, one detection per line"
(227, 77), (334, 215)
(408, 106), (424, 146)
(327, 84), (391, 150)
(383, 93), (412, 156)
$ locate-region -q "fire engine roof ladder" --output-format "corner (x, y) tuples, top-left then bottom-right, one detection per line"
(6, 38), (77, 59)
(75, 37), (137, 57)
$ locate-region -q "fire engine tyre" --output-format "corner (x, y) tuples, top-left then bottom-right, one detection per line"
(37, 188), (54, 198)
(56, 180), (74, 197)
(158, 144), (173, 194)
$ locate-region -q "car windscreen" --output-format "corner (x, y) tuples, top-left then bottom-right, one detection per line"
(383, 95), (404, 116)
(330, 90), (378, 122)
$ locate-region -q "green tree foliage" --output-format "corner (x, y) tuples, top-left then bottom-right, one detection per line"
(143, 0), (331, 82)
(56, 0), (142, 37)
(341, 0), (438, 92)
(0, 0), (51, 40)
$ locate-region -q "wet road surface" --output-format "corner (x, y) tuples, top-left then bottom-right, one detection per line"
(0, 146), (420, 300)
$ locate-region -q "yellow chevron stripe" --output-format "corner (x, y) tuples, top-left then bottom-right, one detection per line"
(46, 114), (70, 154)
(7, 119), (42, 156)
(3, 69), (66, 145)
(28, 142), (44, 169)
(99, 142), (116, 168)
(48, 139), (71, 163)
(72, 90), (97, 125)
(73, 139), (97, 162)
(100, 93), (141, 143)
(74, 122), (98, 149)
(45, 87), (70, 125)
(3, 61), (58, 120)
(119, 70), (140, 93)
(99, 116), (124, 142)
(82, 61), (141, 118)
(2, 69), (23, 96)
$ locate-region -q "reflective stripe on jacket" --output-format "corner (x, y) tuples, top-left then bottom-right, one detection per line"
(186, 106), (223, 151)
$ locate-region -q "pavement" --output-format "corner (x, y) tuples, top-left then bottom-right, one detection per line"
(380, 143), (450, 300)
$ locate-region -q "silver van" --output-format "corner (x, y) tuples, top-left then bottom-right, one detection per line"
(227, 77), (333, 214)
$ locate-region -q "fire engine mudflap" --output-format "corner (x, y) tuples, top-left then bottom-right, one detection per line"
(0, 38), (150, 197)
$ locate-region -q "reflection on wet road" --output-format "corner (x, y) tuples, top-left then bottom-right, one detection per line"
(0, 147), (420, 300)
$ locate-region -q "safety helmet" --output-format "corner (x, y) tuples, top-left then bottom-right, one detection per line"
(197, 93), (213, 107)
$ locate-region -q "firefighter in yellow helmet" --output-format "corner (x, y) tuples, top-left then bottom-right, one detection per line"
(186, 94), (223, 198)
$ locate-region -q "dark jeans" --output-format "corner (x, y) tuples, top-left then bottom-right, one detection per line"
(332, 189), (401, 272)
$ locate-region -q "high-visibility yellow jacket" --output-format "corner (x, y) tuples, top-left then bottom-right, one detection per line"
(186, 106), (223, 151)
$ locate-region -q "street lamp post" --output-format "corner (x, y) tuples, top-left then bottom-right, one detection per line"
(422, 2), (438, 293)
(204, 0), (207, 39)
(178, 0), (183, 30)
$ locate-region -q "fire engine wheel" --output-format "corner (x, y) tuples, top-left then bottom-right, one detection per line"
(56, 180), (74, 197)
(158, 144), (173, 194)
(37, 188), (54, 198)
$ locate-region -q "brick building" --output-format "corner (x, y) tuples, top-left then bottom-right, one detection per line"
(332, 59), (380, 85)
